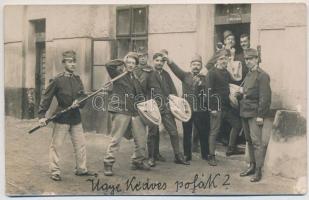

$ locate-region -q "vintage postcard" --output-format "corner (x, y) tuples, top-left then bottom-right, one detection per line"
(3, 2), (307, 197)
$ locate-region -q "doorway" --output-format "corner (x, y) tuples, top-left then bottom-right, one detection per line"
(32, 19), (46, 116)
(214, 4), (251, 146)
(214, 4), (251, 54)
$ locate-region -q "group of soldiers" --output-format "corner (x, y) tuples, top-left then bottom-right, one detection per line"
(38, 30), (271, 183)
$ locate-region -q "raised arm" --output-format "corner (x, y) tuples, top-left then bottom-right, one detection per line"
(167, 61), (187, 81)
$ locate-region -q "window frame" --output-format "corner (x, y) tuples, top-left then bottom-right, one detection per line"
(116, 5), (148, 57)
(91, 37), (116, 91)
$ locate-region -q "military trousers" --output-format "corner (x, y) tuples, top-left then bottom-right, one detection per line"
(242, 117), (264, 168)
(49, 123), (88, 176)
(104, 113), (147, 166)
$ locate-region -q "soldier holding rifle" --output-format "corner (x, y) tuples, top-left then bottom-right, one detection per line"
(38, 50), (96, 181)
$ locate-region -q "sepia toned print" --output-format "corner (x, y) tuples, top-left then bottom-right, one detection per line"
(4, 3), (307, 196)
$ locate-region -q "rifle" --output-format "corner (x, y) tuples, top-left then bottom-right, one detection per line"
(28, 68), (128, 134)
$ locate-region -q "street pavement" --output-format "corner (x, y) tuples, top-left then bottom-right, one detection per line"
(5, 117), (297, 196)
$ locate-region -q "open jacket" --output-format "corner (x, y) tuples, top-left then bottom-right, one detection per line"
(146, 69), (177, 114)
(105, 61), (145, 116)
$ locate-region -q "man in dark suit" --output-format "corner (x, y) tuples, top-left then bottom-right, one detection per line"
(146, 52), (189, 165)
(164, 54), (210, 162)
(239, 48), (271, 182)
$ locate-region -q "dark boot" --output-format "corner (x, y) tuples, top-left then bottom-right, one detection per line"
(226, 146), (245, 156)
(240, 162), (256, 177)
(174, 153), (190, 165)
(208, 155), (217, 166)
(103, 163), (113, 176)
(250, 167), (262, 182)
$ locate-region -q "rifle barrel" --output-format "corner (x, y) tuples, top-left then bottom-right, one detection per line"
(28, 70), (128, 134)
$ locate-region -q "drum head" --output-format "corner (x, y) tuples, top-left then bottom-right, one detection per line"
(168, 95), (192, 122)
(137, 99), (161, 126)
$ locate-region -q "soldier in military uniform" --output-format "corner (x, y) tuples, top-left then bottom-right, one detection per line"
(134, 47), (165, 167)
(165, 54), (210, 162)
(146, 52), (189, 165)
(38, 50), (96, 181)
(238, 48), (271, 182)
(103, 52), (151, 176)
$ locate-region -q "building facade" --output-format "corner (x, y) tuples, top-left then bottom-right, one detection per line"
(4, 4), (307, 133)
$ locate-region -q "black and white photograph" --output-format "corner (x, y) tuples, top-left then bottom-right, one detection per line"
(3, 1), (307, 197)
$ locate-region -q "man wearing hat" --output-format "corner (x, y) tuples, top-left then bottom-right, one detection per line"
(146, 52), (189, 165)
(238, 48), (271, 182)
(164, 54), (210, 162)
(38, 50), (96, 181)
(134, 47), (166, 167)
(206, 30), (236, 70)
(206, 30), (245, 156)
(206, 49), (242, 166)
(103, 52), (151, 176)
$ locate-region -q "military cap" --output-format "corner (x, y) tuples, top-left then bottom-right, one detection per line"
(214, 49), (230, 61)
(244, 48), (259, 59)
(124, 52), (139, 65)
(62, 50), (76, 59)
(223, 30), (234, 39)
(137, 46), (148, 56)
(153, 52), (164, 60)
(191, 54), (202, 64)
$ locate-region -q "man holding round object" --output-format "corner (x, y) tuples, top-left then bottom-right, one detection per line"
(146, 52), (189, 165)
(164, 54), (210, 162)
(206, 49), (242, 166)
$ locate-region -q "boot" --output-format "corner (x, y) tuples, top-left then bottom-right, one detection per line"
(250, 167), (262, 182)
(208, 155), (217, 166)
(184, 155), (192, 162)
(240, 162), (256, 177)
(131, 160), (151, 171)
(226, 146), (245, 156)
(103, 163), (113, 176)
(75, 170), (98, 177)
(174, 153), (190, 165)
(148, 158), (156, 167)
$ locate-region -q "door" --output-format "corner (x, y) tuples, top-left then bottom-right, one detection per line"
(34, 42), (46, 115)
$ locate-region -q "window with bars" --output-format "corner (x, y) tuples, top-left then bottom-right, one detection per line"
(116, 6), (148, 58)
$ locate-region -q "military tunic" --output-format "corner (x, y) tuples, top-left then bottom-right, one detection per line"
(38, 72), (86, 125)
(240, 66), (272, 168)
